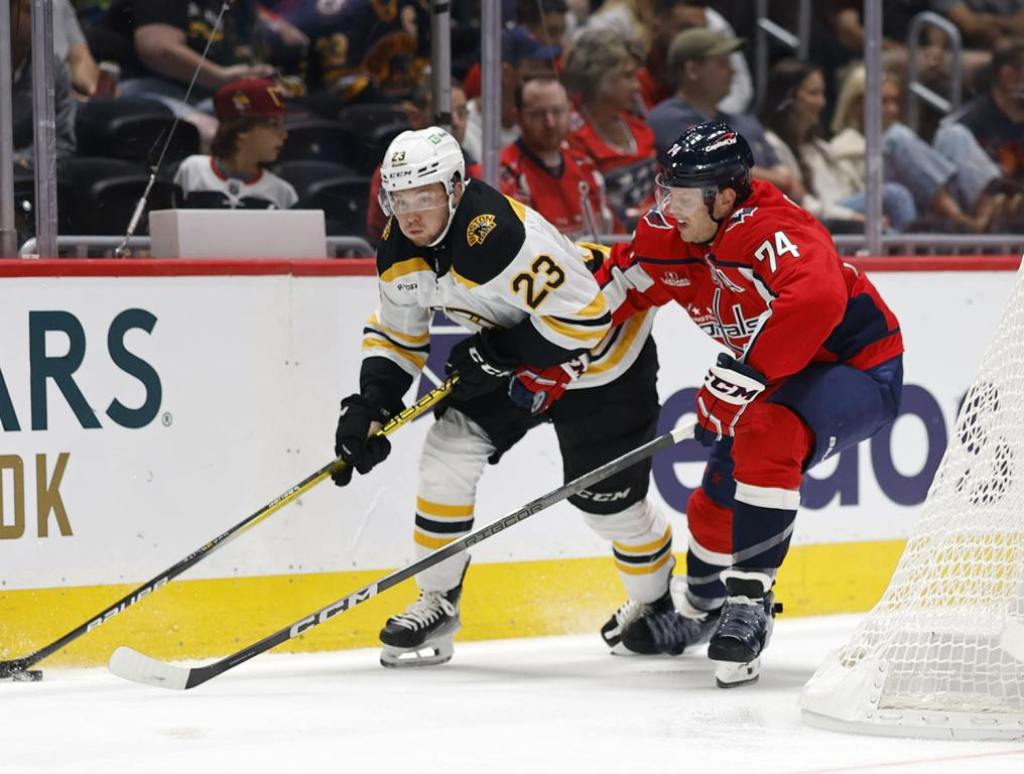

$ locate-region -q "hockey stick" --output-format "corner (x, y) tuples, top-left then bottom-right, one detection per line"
(0, 379), (454, 681)
(108, 421), (695, 690)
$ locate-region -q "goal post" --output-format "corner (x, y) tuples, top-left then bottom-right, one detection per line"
(800, 259), (1024, 740)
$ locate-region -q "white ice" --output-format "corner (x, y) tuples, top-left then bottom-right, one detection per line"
(6, 615), (1024, 774)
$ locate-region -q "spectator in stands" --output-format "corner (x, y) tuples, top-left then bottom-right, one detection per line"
(577, 0), (654, 50)
(828, 1), (945, 75)
(639, 0), (752, 113)
(174, 78), (298, 210)
(463, 26), (559, 165)
(271, 0), (426, 102)
(500, 75), (617, 238)
(366, 80), (478, 237)
(11, 0), (77, 169)
(53, 0), (102, 98)
(518, 0), (569, 53)
(461, 0), (568, 103)
(832, 64), (1009, 232)
(562, 27), (656, 226)
(761, 59), (917, 232)
(646, 27), (799, 196)
(88, 0), (282, 143)
(932, 0), (1024, 47)
(955, 37), (1024, 185)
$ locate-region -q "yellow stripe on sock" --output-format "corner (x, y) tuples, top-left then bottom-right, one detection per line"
(416, 497), (474, 518)
(613, 525), (672, 556)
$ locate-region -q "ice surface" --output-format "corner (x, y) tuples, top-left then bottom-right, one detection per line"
(5, 615), (1024, 773)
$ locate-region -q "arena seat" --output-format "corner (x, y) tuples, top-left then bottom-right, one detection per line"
(76, 98), (200, 165)
(335, 103), (412, 175)
(57, 157), (179, 236)
(299, 175), (371, 236)
(271, 160), (359, 202)
(277, 117), (350, 163)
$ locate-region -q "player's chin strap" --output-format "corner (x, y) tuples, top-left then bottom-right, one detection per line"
(427, 175), (466, 248)
(699, 184), (751, 246)
(114, 0), (233, 258)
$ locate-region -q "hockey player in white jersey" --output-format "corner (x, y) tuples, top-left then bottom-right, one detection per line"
(334, 126), (672, 667)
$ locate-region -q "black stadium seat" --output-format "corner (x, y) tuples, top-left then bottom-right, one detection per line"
(335, 103), (411, 175)
(277, 117), (350, 163)
(76, 98), (200, 166)
(299, 175), (371, 236)
(271, 160), (358, 202)
(57, 157), (178, 236)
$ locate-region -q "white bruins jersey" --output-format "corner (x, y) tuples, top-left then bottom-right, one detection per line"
(363, 179), (653, 389)
(174, 155), (299, 210)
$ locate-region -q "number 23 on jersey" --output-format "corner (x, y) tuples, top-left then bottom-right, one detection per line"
(513, 255), (566, 309)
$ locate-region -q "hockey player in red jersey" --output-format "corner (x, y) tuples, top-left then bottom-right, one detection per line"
(596, 121), (904, 686)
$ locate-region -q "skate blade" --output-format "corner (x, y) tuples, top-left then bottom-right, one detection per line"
(713, 657), (760, 688)
(380, 639), (454, 668)
(1, 670), (43, 683)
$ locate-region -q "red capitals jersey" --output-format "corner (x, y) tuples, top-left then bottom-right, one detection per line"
(597, 180), (903, 382)
(499, 140), (619, 238)
(567, 111), (657, 222)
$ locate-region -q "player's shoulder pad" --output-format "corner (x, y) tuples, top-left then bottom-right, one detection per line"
(376, 215), (430, 279)
(449, 181), (526, 285)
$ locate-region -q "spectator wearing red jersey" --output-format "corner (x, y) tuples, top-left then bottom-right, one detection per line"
(367, 79), (479, 237)
(562, 27), (657, 227)
(463, 26), (560, 165)
(500, 75), (617, 238)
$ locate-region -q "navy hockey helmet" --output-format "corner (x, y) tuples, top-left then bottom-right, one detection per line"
(659, 121), (754, 204)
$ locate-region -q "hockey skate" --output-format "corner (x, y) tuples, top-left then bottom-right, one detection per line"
(707, 570), (782, 688)
(379, 587), (462, 668)
(619, 591), (720, 656)
(601, 599), (647, 653)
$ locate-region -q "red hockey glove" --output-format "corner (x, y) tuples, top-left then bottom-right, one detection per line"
(509, 354), (590, 415)
(694, 353), (768, 446)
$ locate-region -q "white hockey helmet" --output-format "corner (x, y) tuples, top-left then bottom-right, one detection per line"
(379, 127), (466, 246)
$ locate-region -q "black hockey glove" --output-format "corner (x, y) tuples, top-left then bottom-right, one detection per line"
(332, 394), (393, 486)
(445, 330), (517, 402)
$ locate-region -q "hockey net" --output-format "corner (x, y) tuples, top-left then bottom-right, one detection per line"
(800, 259), (1024, 740)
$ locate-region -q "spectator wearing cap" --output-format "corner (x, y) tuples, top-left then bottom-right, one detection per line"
(646, 27), (799, 197)
(639, 1), (752, 114)
(500, 75), (618, 238)
(463, 0), (569, 100)
(463, 25), (559, 164)
(562, 27), (657, 228)
(174, 79), (298, 210)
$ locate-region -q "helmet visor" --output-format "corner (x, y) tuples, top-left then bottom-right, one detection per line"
(655, 175), (708, 221)
(379, 185), (449, 217)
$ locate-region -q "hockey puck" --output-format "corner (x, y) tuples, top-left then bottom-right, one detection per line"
(10, 670), (43, 682)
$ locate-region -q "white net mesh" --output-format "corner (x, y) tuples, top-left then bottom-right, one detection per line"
(801, 261), (1024, 739)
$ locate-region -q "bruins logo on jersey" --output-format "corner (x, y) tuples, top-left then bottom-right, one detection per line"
(466, 214), (497, 247)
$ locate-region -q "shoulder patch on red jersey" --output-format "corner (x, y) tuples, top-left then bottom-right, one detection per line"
(724, 206), (759, 233)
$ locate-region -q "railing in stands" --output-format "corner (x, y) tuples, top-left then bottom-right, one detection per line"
(906, 11), (964, 134)
(754, 0), (812, 113)
(16, 233), (1024, 260)
(17, 235), (377, 259)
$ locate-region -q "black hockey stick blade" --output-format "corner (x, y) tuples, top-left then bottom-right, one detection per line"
(1, 380), (454, 680)
(108, 421), (695, 690)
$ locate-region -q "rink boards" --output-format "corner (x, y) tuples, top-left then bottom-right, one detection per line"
(0, 256), (1018, 665)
